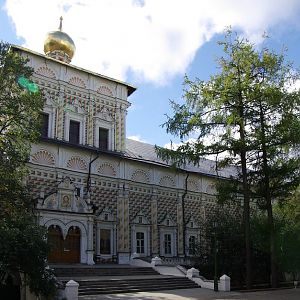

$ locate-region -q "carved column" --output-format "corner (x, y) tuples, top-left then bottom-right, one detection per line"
(151, 189), (159, 256)
(177, 194), (184, 256)
(86, 99), (94, 146)
(55, 89), (65, 140)
(86, 216), (95, 265)
(96, 222), (100, 256)
(117, 183), (130, 263)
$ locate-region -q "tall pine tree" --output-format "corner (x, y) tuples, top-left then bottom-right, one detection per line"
(156, 30), (300, 288)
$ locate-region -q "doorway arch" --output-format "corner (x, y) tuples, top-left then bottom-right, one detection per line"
(48, 225), (81, 263)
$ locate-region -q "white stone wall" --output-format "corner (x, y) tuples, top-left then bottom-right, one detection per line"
(20, 46), (230, 263)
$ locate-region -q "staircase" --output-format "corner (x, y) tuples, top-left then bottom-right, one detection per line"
(54, 266), (158, 277)
(77, 276), (200, 296)
(52, 265), (200, 296)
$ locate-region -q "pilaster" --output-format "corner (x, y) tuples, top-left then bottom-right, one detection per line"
(151, 189), (159, 256)
(177, 195), (184, 255)
(86, 216), (95, 265)
(117, 183), (130, 263)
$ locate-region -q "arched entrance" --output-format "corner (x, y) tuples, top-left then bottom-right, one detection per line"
(48, 225), (81, 263)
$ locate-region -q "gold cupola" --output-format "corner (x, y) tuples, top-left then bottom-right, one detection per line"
(44, 17), (75, 63)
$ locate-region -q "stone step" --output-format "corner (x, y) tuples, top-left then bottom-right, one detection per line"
(54, 267), (158, 277)
(77, 277), (200, 295)
(78, 277), (194, 287)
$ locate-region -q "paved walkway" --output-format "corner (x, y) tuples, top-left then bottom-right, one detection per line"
(80, 287), (300, 300)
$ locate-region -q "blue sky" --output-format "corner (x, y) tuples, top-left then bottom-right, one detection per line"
(1, 0), (300, 147)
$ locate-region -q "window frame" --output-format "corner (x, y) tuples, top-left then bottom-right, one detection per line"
(136, 232), (145, 254)
(98, 127), (109, 150)
(65, 111), (86, 145)
(40, 112), (49, 138)
(94, 118), (114, 151)
(69, 120), (80, 144)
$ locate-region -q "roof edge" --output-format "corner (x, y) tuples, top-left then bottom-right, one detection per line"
(11, 44), (137, 96)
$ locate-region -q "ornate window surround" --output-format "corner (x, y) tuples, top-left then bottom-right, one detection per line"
(159, 214), (177, 257)
(95, 209), (117, 259)
(64, 109), (86, 144)
(94, 117), (114, 151)
(43, 105), (55, 138)
(185, 217), (200, 256)
(131, 213), (151, 257)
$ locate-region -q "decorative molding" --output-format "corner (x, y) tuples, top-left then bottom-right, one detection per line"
(67, 156), (88, 171)
(68, 76), (86, 88)
(95, 107), (114, 122)
(38, 177), (92, 214)
(98, 163), (116, 177)
(159, 175), (175, 187)
(96, 207), (115, 222)
(206, 183), (215, 194)
(186, 215), (200, 229)
(31, 149), (55, 166)
(160, 213), (176, 227)
(187, 179), (199, 192)
(131, 169), (150, 183)
(97, 85), (113, 96)
(132, 210), (150, 225)
(36, 66), (56, 79)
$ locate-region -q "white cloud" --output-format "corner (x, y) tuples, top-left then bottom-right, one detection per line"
(127, 135), (147, 142)
(4, 0), (300, 84)
(287, 79), (300, 92)
(164, 138), (196, 150)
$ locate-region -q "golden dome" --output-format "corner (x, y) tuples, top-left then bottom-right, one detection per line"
(44, 17), (75, 61)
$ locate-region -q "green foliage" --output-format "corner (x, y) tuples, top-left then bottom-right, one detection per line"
(194, 207), (246, 286)
(251, 196), (300, 281)
(156, 29), (300, 287)
(0, 41), (57, 297)
(0, 213), (58, 298)
(275, 193), (300, 278)
(0, 41), (44, 175)
(156, 29), (300, 178)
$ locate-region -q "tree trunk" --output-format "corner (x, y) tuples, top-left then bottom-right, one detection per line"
(240, 140), (252, 289)
(259, 102), (278, 288)
(238, 84), (252, 289)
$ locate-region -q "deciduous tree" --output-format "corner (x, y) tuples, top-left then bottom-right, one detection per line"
(156, 30), (300, 288)
(0, 41), (57, 298)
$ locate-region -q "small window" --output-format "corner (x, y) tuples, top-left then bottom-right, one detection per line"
(138, 216), (143, 224)
(99, 128), (109, 150)
(104, 213), (109, 221)
(136, 232), (145, 254)
(166, 219), (170, 226)
(190, 222), (194, 228)
(100, 229), (111, 254)
(69, 120), (80, 144)
(164, 234), (172, 255)
(189, 235), (196, 255)
(40, 113), (49, 138)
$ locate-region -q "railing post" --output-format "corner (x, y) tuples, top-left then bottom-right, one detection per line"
(186, 267), (199, 278)
(219, 274), (231, 291)
(151, 256), (162, 266)
(65, 280), (79, 300)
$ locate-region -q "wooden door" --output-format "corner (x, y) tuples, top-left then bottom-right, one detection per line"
(64, 227), (81, 263)
(48, 225), (64, 263)
(48, 225), (81, 263)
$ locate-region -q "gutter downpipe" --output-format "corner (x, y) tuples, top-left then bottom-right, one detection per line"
(87, 153), (100, 194)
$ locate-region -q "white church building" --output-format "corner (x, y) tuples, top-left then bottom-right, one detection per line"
(14, 20), (237, 265)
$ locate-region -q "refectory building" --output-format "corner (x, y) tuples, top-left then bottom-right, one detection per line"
(14, 20), (237, 265)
